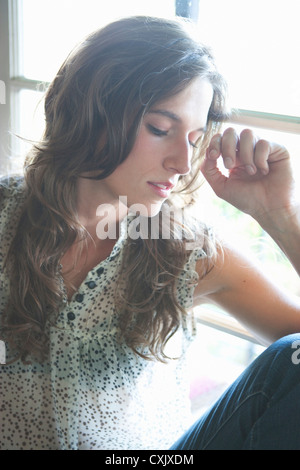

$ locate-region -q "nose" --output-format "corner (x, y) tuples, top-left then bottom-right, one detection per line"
(164, 138), (192, 176)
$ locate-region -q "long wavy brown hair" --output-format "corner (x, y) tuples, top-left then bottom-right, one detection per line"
(1, 16), (228, 363)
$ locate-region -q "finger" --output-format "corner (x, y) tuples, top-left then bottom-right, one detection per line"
(255, 139), (291, 176)
(201, 149), (228, 197)
(207, 133), (222, 160)
(263, 140), (290, 164)
(219, 127), (239, 169)
(253, 139), (270, 175)
(239, 129), (257, 175)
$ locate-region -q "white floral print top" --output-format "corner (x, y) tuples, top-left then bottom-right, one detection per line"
(0, 176), (206, 450)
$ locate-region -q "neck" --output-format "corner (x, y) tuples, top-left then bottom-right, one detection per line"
(75, 176), (128, 242)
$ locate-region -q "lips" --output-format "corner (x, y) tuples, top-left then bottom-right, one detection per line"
(147, 181), (175, 198)
(148, 181), (175, 190)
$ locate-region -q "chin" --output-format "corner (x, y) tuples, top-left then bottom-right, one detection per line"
(127, 200), (163, 218)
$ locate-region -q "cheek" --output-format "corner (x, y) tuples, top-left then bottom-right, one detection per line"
(116, 128), (159, 177)
(129, 126), (161, 159)
(121, 144), (152, 173)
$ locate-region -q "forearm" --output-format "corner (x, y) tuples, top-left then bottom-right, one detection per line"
(255, 204), (300, 278)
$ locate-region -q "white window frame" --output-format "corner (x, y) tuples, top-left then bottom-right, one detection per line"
(0, 0), (11, 170)
(1, 0), (299, 345)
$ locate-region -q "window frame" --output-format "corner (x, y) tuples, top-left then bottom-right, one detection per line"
(0, 0), (10, 172)
(1, 0), (299, 345)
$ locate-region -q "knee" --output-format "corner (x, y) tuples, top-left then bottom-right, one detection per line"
(267, 333), (300, 361)
(259, 334), (300, 383)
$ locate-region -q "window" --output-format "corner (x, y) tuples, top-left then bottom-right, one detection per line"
(0, 0), (176, 171)
(190, 4), (300, 399)
(0, 0), (299, 415)
(192, 0), (300, 345)
(197, 0), (300, 117)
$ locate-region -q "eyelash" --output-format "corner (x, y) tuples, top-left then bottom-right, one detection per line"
(147, 124), (168, 137)
(147, 124), (198, 149)
(189, 141), (198, 149)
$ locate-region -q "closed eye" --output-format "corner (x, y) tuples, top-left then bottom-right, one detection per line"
(147, 123), (199, 148)
(146, 124), (168, 137)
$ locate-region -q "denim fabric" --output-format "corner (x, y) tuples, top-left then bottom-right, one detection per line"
(171, 334), (300, 450)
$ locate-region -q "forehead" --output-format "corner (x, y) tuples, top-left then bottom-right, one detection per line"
(149, 78), (213, 126)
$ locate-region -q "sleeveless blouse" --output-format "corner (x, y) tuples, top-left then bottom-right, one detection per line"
(0, 176), (206, 450)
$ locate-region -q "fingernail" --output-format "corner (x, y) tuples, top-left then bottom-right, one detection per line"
(224, 158), (233, 169)
(245, 165), (256, 175)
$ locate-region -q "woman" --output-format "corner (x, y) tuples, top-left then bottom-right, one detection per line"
(1, 16), (300, 450)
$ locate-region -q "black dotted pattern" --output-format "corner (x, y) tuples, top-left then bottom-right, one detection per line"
(0, 176), (206, 450)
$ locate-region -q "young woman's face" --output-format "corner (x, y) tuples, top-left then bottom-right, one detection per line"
(102, 77), (214, 216)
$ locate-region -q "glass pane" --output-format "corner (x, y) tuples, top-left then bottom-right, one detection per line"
(22, 0), (175, 83)
(19, 88), (45, 144)
(196, 0), (300, 116)
(9, 89), (45, 174)
(187, 322), (264, 418)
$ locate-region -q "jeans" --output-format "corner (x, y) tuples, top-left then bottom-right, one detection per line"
(171, 334), (300, 450)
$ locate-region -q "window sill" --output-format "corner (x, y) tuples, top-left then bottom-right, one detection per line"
(194, 306), (262, 345)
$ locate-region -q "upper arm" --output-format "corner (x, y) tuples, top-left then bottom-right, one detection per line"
(193, 243), (300, 345)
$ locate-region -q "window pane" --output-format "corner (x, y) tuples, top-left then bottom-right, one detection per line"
(188, 322), (264, 418)
(10, 88), (45, 173)
(197, 0), (300, 116)
(19, 88), (45, 145)
(22, 0), (175, 82)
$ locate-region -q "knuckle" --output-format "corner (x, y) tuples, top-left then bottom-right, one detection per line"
(210, 132), (222, 144)
(208, 133), (222, 154)
(255, 139), (270, 151)
(240, 128), (255, 140)
(222, 127), (237, 143)
(223, 126), (236, 135)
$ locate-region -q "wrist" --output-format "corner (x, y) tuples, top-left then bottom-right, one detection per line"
(255, 203), (300, 241)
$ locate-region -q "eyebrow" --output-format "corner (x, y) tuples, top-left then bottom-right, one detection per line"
(148, 109), (207, 132)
